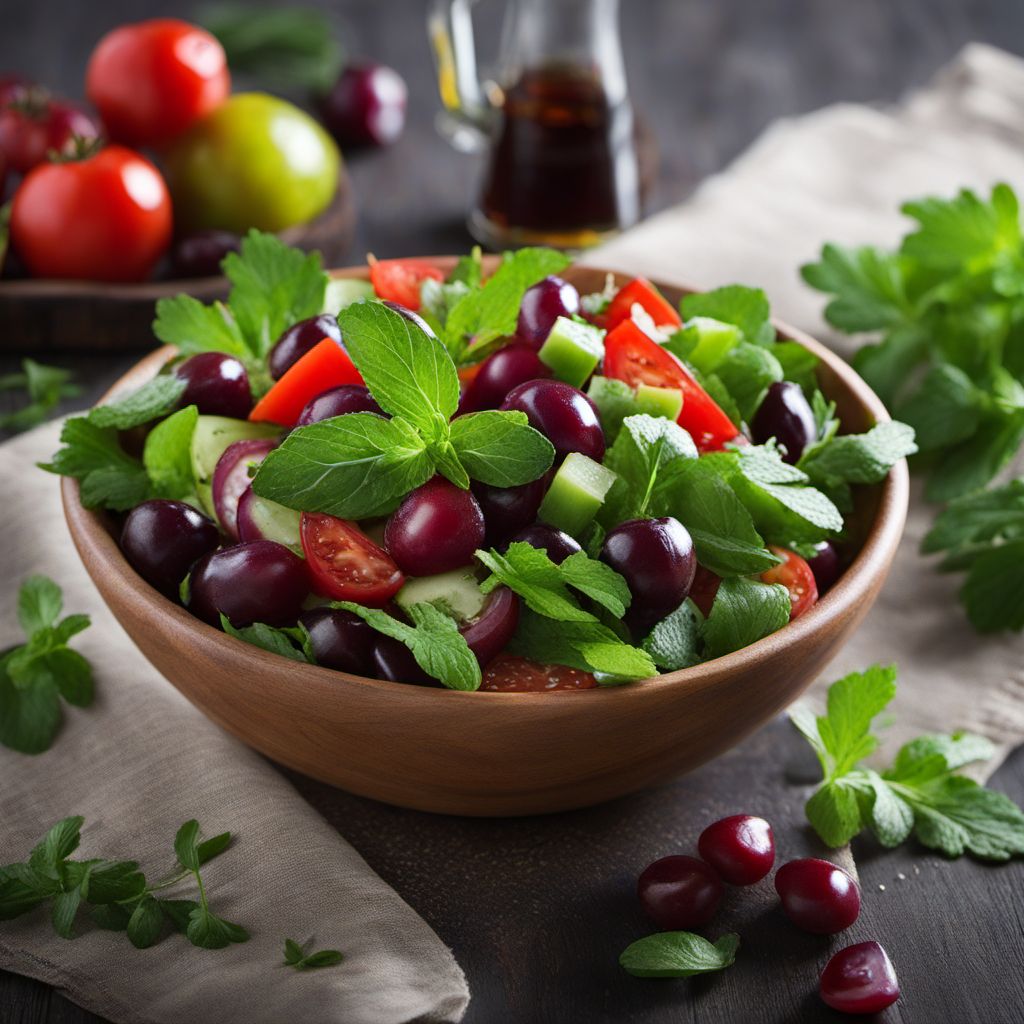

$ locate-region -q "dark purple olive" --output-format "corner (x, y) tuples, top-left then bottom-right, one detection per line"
(382, 300), (436, 339)
(188, 540), (309, 628)
(751, 381), (818, 464)
(807, 540), (842, 593)
(500, 379), (605, 462)
(319, 61), (408, 147)
(600, 517), (696, 637)
(508, 524), (582, 565)
(269, 314), (342, 380)
(372, 635), (437, 686)
(300, 607), (376, 675)
(517, 276), (580, 346)
(174, 352), (252, 419)
(461, 587), (520, 667)
(171, 229), (241, 278)
(473, 473), (550, 545)
(459, 344), (552, 414)
(296, 385), (384, 427)
(121, 499), (220, 597)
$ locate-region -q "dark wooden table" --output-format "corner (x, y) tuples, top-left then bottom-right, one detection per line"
(3, 2), (1024, 1022)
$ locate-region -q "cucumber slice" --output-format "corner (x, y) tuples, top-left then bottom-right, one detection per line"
(238, 491), (302, 551)
(190, 415), (280, 517)
(685, 316), (742, 373)
(538, 453), (618, 537)
(323, 277), (375, 314)
(395, 568), (486, 623)
(635, 383), (683, 421)
(538, 316), (605, 387)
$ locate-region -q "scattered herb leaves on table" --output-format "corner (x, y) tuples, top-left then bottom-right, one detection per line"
(620, 931), (740, 979)
(0, 359), (79, 433)
(283, 937), (344, 970)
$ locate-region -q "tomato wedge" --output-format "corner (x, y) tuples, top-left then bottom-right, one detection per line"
(602, 319), (740, 451)
(250, 338), (363, 426)
(369, 258), (444, 310)
(761, 546), (819, 620)
(606, 277), (682, 332)
(481, 654), (596, 692)
(300, 512), (404, 606)
(688, 565), (722, 618)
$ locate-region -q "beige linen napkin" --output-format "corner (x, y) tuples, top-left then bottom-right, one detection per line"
(0, 421), (470, 1023)
(586, 41), (1024, 770)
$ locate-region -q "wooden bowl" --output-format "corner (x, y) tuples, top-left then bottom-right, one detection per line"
(61, 262), (909, 816)
(0, 177), (355, 354)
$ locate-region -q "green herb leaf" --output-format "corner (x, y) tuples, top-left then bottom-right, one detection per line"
(143, 405), (199, 501)
(153, 296), (249, 359)
(284, 937), (304, 964)
(557, 551), (632, 619)
(681, 283), (774, 345)
(51, 888), (81, 939)
(282, 937), (344, 970)
(703, 577), (791, 660)
(87, 375), (187, 430)
(642, 599), (704, 671)
(187, 905), (250, 949)
(799, 421), (917, 488)
(620, 931), (739, 978)
(17, 576), (62, 636)
(0, 359), (79, 433)
(959, 539), (1024, 633)
(174, 820), (201, 872)
(127, 896), (165, 949)
(448, 410), (555, 487)
(220, 616), (313, 663)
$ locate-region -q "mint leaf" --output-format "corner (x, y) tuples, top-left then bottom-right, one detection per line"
(0, 867), (49, 919)
(805, 778), (866, 847)
(283, 938), (344, 970)
(335, 601), (481, 690)
(703, 577), (790, 660)
(772, 342), (819, 395)
(252, 413), (433, 519)
(127, 896), (164, 949)
(800, 420), (917, 488)
(143, 405), (199, 501)
(337, 301), (459, 436)
(448, 410), (555, 487)
(174, 821), (201, 871)
(620, 931), (739, 978)
(959, 538), (1024, 632)
(922, 480), (1024, 559)
(714, 342), (783, 424)
(0, 359), (79, 433)
(220, 616), (313, 663)
(154, 296), (249, 358)
(556, 550), (632, 619)
(642, 599), (704, 671)
(87, 375), (187, 430)
(818, 665), (898, 776)
(187, 906), (250, 949)
(924, 410), (1024, 503)
(681, 284), (774, 345)
(17, 576), (62, 635)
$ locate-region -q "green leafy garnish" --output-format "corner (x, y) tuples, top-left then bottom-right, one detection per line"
(620, 931), (739, 979)
(641, 599), (704, 671)
(1, 577), (93, 754)
(283, 937), (344, 970)
(680, 284), (775, 346)
(791, 665), (1024, 859)
(702, 576), (791, 660)
(0, 359), (79, 433)
(220, 616), (314, 663)
(87, 375), (187, 430)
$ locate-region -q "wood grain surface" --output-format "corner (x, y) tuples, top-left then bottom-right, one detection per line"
(2, 0), (1024, 1021)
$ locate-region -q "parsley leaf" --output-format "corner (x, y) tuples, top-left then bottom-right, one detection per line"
(620, 931), (739, 979)
(0, 359), (79, 433)
(702, 577), (791, 660)
(0, 577), (93, 754)
(448, 410), (555, 487)
(153, 296), (249, 359)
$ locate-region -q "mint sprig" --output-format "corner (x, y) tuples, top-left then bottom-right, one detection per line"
(1, 576), (93, 754)
(791, 665), (1024, 860)
(620, 931), (739, 979)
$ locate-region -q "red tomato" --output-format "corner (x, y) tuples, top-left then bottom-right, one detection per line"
(0, 95), (101, 174)
(761, 546), (819, 620)
(480, 654), (597, 692)
(369, 258), (443, 310)
(250, 338), (364, 426)
(300, 513), (404, 606)
(86, 19), (229, 148)
(688, 565), (722, 618)
(603, 319), (740, 451)
(606, 277), (682, 332)
(10, 145), (172, 282)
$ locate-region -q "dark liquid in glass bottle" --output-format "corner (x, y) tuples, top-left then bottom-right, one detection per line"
(474, 63), (641, 250)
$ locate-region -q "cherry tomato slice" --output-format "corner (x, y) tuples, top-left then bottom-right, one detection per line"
(761, 546), (819, 620)
(481, 654), (596, 692)
(369, 258), (444, 310)
(300, 512), (404, 606)
(688, 565), (722, 618)
(603, 319), (740, 452)
(250, 338), (364, 426)
(606, 277), (682, 332)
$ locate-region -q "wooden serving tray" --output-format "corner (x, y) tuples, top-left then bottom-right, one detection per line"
(0, 175), (356, 355)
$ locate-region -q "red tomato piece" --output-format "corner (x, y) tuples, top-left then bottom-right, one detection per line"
(0, 96), (101, 174)
(761, 546), (819, 620)
(369, 258), (444, 310)
(10, 145), (172, 282)
(688, 565), (722, 618)
(481, 655), (597, 692)
(602, 319), (740, 452)
(300, 512), (404, 606)
(606, 277), (682, 332)
(250, 338), (364, 426)
(86, 19), (230, 148)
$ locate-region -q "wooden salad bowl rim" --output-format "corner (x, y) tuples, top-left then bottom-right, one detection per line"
(60, 259), (909, 814)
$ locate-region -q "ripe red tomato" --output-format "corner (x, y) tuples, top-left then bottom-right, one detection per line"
(369, 258), (444, 310)
(761, 546), (819, 619)
(86, 19), (229, 148)
(10, 145), (172, 282)
(0, 95), (101, 174)
(606, 277), (682, 332)
(603, 319), (740, 451)
(300, 512), (404, 606)
(480, 654), (596, 692)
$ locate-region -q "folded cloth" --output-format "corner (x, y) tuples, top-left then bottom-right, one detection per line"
(585, 42), (1024, 770)
(0, 421), (470, 1024)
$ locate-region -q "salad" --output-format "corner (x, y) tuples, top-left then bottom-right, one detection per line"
(46, 233), (916, 692)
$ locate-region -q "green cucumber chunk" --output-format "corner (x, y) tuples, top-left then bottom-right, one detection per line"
(538, 316), (605, 387)
(323, 277), (375, 314)
(190, 415), (280, 517)
(538, 453), (618, 537)
(684, 316), (742, 373)
(243, 493), (302, 552)
(395, 568), (486, 624)
(635, 383), (683, 421)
